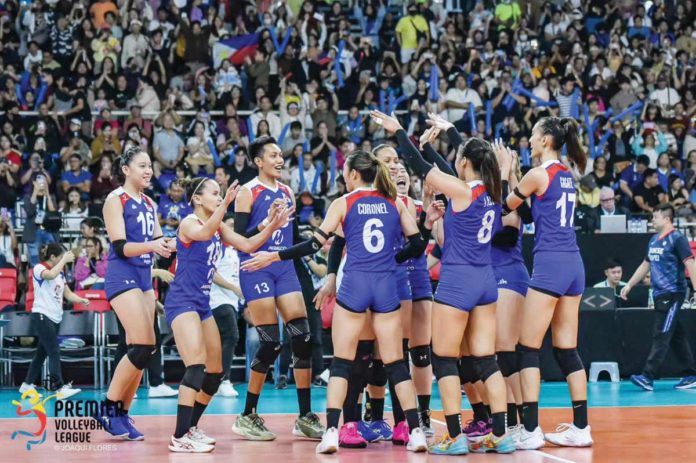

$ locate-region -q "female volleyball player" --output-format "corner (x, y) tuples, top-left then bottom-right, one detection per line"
(501, 117), (593, 449)
(166, 177), (290, 453)
(97, 147), (175, 440)
(372, 110), (515, 455)
(232, 136), (323, 441)
(241, 150), (441, 454)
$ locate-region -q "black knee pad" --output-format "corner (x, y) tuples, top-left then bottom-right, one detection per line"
(472, 355), (500, 382)
(517, 344), (540, 371)
(251, 324), (282, 373)
(458, 355), (478, 384)
(201, 371), (224, 396)
(368, 359), (387, 387)
(384, 359), (411, 386)
(553, 347), (584, 377)
(432, 353), (459, 380)
(410, 344), (431, 368)
(287, 318), (312, 370)
(181, 364), (206, 391)
(402, 338), (410, 362)
(127, 344), (156, 370)
(330, 357), (353, 380)
(496, 351), (518, 377)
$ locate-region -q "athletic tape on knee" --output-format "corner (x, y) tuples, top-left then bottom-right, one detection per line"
(384, 359), (411, 386)
(516, 344), (540, 371)
(127, 344), (156, 370)
(330, 357), (353, 380)
(410, 344), (431, 368)
(287, 318), (312, 370)
(201, 371), (224, 396)
(368, 359), (387, 387)
(458, 355), (478, 384)
(553, 347), (584, 377)
(181, 364), (206, 391)
(251, 324), (282, 373)
(472, 355), (500, 382)
(496, 351), (518, 377)
(432, 353), (459, 380)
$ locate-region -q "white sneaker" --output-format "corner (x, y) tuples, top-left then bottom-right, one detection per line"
(216, 380), (239, 397)
(56, 383), (81, 400)
(315, 427), (339, 454)
(515, 426), (545, 450)
(19, 382), (41, 396)
(544, 423), (593, 447)
(168, 434), (215, 453)
(507, 424), (523, 442)
(133, 392), (138, 399)
(149, 384), (178, 398)
(406, 427), (427, 452)
(188, 426), (216, 445)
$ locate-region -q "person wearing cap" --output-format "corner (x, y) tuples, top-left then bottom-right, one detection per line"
(121, 18), (149, 70)
(395, 3), (430, 64)
(578, 174), (600, 208)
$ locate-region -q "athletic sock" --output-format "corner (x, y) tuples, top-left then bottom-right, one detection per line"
(370, 397), (385, 421)
(174, 405), (193, 438)
(445, 413), (462, 438)
(404, 408), (420, 431)
(484, 404), (491, 417)
(243, 392), (260, 416)
(471, 402), (489, 422)
(417, 394), (431, 415)
(522, 402), (538, 432)
(572, 400), (588, 429)
(327, 408), (341, 429)
(517, 404), (524, 425)
(190, 401), (208, 427)
(491, 412), (506, 437)
(389, 381), (405, 423)
(507, 403), (518, 426)
(297, 387), (311, 417)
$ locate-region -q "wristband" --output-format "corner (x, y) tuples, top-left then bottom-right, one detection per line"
(262, 218), (270, 228)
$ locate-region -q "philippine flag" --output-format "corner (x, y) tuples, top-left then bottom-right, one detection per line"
(213, 33), (259, 68)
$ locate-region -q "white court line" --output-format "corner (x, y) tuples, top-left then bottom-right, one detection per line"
(430, 417), (578, 463)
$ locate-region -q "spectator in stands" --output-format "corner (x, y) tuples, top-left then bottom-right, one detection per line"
(590, 156), (615, 189)
(227, 147), (256, 186)
(593, 259), (628, 304)
(632, 168), (667, 214)
(157, 180), (192, 238)
(20, 244), (86, 399)
(20, 152), (53, 193)
(60, 187), (89, 231)
(60, 131), (92, 167)
(74, 237), (108, 290)
(310, 93), (338, 138)
(61, 154), (92, 201)
(620, 155), (650, 205)
(90, 154), (119, 208)
(296, 191), (325, 228)
(632, 128), (668, 168)
(395, 3), (430, 64)
(153, 112), (185, 177)
(280, 121), (306, 156)
(23, 175), (58, 266)
(90, 124), (122, 170)
(291, 152), (322, 196)
(598, 187), (630, 218)
(310, 121), (337, 168)
(0, 158), (17, 214)
(0, 135), (22, 174)
(249, 95), (282, 139)
(666, 174), (692, 216)
(0, 212), (17, 268)
(446, 73), (483, 131)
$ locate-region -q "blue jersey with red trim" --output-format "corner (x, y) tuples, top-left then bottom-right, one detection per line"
(442, 181), (498, 266)
(237, 177), (294, 260)
(531, 160), (579, 254)
(647, 229), (692, 297)
(107, 186), (156, 267)
(343, 188), (401, 273)
(165, 216), (223, 309)
(491, 214), (524, 266)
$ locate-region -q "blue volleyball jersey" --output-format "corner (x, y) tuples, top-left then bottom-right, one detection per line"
(491, 214), (524, 266)
(531, 160), (579, 254)
(442, 181), (498, 266)
(342, 188), (401, 273)
(646, 229), (693, 297)
(237, 177), (294, 261)
(107, 187), (156, 267)
(165, 216), (223, 309)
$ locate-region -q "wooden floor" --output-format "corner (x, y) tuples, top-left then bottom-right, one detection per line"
(3, 407), (695, 462)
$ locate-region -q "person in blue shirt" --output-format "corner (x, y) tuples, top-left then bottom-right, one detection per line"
(60, 153), (92, 200)
(619, 155), (649, 206)
(158, 180), (192, 238)
(621, 203), (696, 391)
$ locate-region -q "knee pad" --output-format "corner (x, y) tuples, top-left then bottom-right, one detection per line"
(553, 347), (584, 377)
(432, 353), (459, 380)
(472, 355), (500, 383)
(402, 338), (410, 362)
(517, 344), (540, 371)
(368, 359), (387, 387)
(350, 341), (374, 383)
(458, 355), (478, 384)
(410, 344), (431, 368)
(384, 359), (411, 386)
(251, 324), (282, 373)
(181, 364), (206, 391)
(127, 344), (156, 370)
(287, 318), (312, 370)
(496, 351), (518, 377)
(201, 371), (224, 396)
(330, 357), (353, 380)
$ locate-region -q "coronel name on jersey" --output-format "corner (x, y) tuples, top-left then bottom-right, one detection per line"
(358, 203), (389, 215)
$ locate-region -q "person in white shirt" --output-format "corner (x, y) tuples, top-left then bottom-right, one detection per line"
(445, 73), (483, 129)
(20, 244), (89, 399)
(650, 75), (681, 109)
(291, 152), (322, 195)
(209, 215), (244, 397)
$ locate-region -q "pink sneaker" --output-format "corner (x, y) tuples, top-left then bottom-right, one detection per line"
(392, 421), (410, 446)
(339, 422), (367, 448)
(464, 419), (492, 441)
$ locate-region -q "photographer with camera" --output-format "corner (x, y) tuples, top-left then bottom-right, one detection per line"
(23, 171), (59, 266)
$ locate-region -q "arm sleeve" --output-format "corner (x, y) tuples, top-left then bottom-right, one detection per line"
(423, 143), (456, 176)
(278, 236), (322, 261)
(233, 212), (262, 237)
(446, 126), (464, 151)
(395, 129), (434, 179)
(491, 226), (520, 249)
(395, 233), (427, 263)
(517, 201), (534, 224)
(327, 235), (345, 274)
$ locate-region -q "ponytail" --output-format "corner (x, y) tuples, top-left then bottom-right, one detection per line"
(345, 150), (397, 200)
(560, 118), (586, 173)
(480, 151), (502, 204)
(374, 157), (397, 200)
(40, 243), (65, 262)
(179, 177), (212, 206)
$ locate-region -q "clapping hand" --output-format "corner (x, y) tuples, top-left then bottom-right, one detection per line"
(426, 112), (454, 131)
(425, 200), (446, 227)
(369, 110), (404, 133)
(419, 126), (441, 147)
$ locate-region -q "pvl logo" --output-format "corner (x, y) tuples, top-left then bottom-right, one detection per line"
(272, 229), (283, 245)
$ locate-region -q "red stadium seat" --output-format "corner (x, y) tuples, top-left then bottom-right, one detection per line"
(75, 290), (111, 313)
(25, 274), (34, 312)
(0, 268), (17, 310)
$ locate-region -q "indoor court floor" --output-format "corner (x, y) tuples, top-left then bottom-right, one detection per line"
(1, 380), (694, 462)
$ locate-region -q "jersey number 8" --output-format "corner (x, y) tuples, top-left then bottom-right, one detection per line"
(362, 218), (385, 253)
(477, 210), (496, 244)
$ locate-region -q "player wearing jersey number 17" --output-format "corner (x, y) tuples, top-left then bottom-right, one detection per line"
(166, 177), (291, 453)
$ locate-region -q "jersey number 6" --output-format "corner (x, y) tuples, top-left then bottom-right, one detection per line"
(362, 218), (385, 254)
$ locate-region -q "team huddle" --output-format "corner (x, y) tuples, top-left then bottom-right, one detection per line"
(93, 109), (594, 455)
